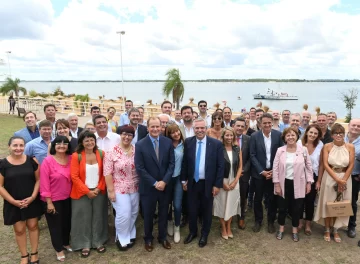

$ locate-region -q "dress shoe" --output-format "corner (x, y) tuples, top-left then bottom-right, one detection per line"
(180, 216), (188, 228)
(252, 222), (261, 233)
(184, 233), (197, 244)
(159, 239), (171, 249)
(127, 238), (136, 248)
(174, 226), (181, 243)
(238, 219), (246, 230)
(116, 240), (128, 251)
(268, 223), (276, 234)
(168, 220), (174, 236)
(347, 228), (356, 238)
(198, 236), (208, 248)
(144, 242), (153, 252)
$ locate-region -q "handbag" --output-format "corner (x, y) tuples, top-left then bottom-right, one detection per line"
(326, 184), (353, 217)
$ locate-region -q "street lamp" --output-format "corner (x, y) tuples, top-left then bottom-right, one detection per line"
(6, 51), (11, 78)
(116, 31), (125, 111)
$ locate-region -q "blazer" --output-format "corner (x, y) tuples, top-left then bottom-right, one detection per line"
(223, 145), (240, 179)
(117, 124), (148, 142)
(77, 127), (84, 137)
(14, 127), (38, 143)
(250, 129), (284, 179)
(240, 134), (251, 183)
(70, 150), (106, 199)
(135, 135), (175, 194)
(272, 145), (314, 199)
(179, 123), (194, 139)
(181, 136), (224, 198)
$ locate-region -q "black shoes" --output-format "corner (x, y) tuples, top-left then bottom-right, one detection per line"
(184, 233), (197, 244)
(268, 223), (276, 234)
(180, 215), (188, 228)
(347, 228), (356, 238)
(252, 222), (261, 233)
(198, 236), (207, 248)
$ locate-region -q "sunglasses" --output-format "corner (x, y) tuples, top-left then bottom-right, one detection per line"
(55, 142), (69, 146)
(213, 117), (222, 120)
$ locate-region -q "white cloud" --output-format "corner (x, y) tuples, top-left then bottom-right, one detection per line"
(0, 0), (359, 80)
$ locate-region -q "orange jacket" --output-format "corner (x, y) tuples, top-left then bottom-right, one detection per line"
(70, 150), (106, 199)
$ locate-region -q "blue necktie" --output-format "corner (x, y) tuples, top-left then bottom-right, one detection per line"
(195, 141), (202, 182)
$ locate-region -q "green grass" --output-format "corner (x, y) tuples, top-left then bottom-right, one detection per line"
(0, 114), (25, 158)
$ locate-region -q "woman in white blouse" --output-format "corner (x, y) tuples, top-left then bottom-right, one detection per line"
(298, 124), (324, 235)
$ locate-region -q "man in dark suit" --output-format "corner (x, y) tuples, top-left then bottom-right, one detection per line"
(250, 113), (284, 233)
(135, 117), (175, 252)
(233, 117), (250, 229)
(223, 107), (235, 127)
(68, 113), (83, 138)
(181, 118), (224, 247)
(117, 107), (147, 144)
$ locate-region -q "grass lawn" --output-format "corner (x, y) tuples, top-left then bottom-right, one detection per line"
(0, 114), (360, 263)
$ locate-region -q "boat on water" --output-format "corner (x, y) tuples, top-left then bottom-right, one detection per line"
(253, 88), (298, 100)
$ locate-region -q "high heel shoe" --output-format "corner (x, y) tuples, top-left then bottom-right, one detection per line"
(21, 253), (29, 264)
(30, 251), (39, 264)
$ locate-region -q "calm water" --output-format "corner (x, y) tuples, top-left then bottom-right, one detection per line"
(15, 82), (360, 118)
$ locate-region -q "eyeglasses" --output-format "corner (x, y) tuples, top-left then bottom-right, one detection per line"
(55, 142), (69, 146)
(333, 132), (344, 136)
(199, 105), (207, 107)
(121, 133), (134, 138)
(213, 117), (222, 120)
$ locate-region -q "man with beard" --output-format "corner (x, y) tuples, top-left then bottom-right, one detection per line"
(14, 111), (40, 143)
(117, 108), (147, 145)
(255, 109), (264, 130)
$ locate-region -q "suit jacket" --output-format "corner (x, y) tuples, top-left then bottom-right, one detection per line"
(135, 135), (175, 194)
(240, 134), (251, 183)
(116, 124), (148, 142)
(14, 127), (38, 143)
(77, 127), (84, 137)
(181, 136), (224, 198)
(272, 145), (314, 199)
(250, 129), (284, 180)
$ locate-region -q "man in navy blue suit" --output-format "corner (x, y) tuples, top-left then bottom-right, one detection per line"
(181, 118), (224, 247)
(135, 117), (175, 252)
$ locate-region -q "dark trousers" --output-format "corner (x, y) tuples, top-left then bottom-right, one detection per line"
(303, 174), (318, 221)
(44, 198), (71, 252)
(182, 191), (188, 216)
(253, 176), (277, 224)
(141, 188), (170, 243)
(187, 180), (213, 237)
(239, 180), (249, 220)
(248, 176), (255, 202)
(349, 175), (360, 229)
(277, 179), (304, 227)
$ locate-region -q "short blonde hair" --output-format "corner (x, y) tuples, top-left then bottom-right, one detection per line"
(221, 126), (237, 145)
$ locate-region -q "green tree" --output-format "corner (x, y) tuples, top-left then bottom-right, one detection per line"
(339, 88), (358, 123)
(162, 68), (184, 110)
(53, 86), (64, 96)
(0, 77), (27, 97)
(74, 94), (90, 116)
(29, 90), (38, 97)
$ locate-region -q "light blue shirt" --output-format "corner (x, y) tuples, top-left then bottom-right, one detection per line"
(279, 122), (290, 132)
(195, 136), (207, 180)
(173, 141), (184, 177)
(345, 133), (360, 175)
(119, 112), (129, 126)
(24, 136), (51, 164)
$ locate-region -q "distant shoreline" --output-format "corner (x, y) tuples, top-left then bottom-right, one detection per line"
(1, 79), (359, 83)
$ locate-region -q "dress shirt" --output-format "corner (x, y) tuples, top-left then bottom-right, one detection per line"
(24, 136), (52, 164)
(249, 119), (257, 130)
(27, 126), (40, 140)
(237, 135), (242, 149)
(345, 133), (360, 175)
(195, 136), (207, 180)
(263, 131), (272, 169)
(119, 112), (130, 126)
(131, 126), (139, 145)
(200, 114), (212, 128)
(95, 132), (121, 152)
(173, 141), (184, 177)
(224, 121), (232, 127)
(279, 122), (290, 132)
(175, 120), (183, 126)
(309, 141), (324, 176)
(70, 127), (79, 138)
(140, 120), (147, 126)
(184, 125), (195, 138)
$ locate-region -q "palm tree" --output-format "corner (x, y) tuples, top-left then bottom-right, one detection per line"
(0, 77), (27, 97)
(162, 68), (184, 110)
(74, 94), (90, 116)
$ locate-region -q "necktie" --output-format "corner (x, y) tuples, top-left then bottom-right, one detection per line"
(195, 141), (202, 182)
(154, 139), (159, 161)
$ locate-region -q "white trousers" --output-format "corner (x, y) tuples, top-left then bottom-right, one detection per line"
(112, 192), (139, 246)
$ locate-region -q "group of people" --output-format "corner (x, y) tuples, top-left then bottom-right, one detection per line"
(0, 100), (359, 264)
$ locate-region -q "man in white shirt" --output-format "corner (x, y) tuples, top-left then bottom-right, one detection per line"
(179, 106), (195, 139)
(119, 100), (133, 126)
(223, 107), (234, 127)
(117, 108), (148, 145)
(249, 107), (257, 131)
(94, 115), (120, 152)
(158, 114), (171, 135)
(174, 110), (182, 125)
(197, 100), (212, 128)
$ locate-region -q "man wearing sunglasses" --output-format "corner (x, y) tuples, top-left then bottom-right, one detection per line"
(197, 100), (212, 128)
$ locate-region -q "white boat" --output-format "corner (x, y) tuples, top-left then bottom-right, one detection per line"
(253, 88), (298, 100)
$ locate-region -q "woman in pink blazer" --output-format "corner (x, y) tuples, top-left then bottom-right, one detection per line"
(272, 127), (313, 242)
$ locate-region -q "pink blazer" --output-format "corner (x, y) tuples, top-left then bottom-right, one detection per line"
(272, 145), (314, 199)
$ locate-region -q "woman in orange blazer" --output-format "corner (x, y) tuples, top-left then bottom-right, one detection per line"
(70, 130), (108, 258)
(272, 127), (313, 242)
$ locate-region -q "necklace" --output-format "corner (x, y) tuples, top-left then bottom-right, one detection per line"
(120, 144), (132, 155)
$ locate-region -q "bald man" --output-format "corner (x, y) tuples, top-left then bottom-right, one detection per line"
(301, 111), (311, 131)
(345, 118), (360, 238)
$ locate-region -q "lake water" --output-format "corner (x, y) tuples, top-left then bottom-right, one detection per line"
(14, 81), (360, 118)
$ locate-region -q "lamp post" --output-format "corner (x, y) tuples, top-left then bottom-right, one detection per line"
(6, 51), (11, 78)
(116, 31), (125, 111)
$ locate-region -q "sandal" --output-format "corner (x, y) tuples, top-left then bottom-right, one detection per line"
(324, 229), (331, 242)
(30, 251), (39, 264)
(333, 231), (342, 243)
(96, 245), (106, 253)
(56, 255), (65, 262)
(304, 229), (312, 236)
(21, 254), (29, 264)
(292, 233), (299, 242)
(276, 231), (284, 240)
(81, 249), (91, 258)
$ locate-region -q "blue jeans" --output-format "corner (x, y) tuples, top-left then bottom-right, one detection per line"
(167, 176), (184, 226)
